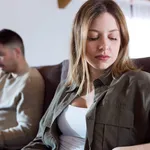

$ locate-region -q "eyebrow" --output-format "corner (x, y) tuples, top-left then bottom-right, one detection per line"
(109, 29), (119, 33)
(88, 29), (119, 33)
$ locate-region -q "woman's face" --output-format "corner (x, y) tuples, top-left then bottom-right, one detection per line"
(86, 12), (121, 73)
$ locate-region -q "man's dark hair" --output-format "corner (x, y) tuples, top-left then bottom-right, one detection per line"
(0, 29), (25, 56)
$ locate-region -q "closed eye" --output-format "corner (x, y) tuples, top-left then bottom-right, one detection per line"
(87, 36), (99, 41)
(109, 37), (117, 41)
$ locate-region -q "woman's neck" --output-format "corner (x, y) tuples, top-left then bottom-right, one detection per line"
(89, 67), (103, 82)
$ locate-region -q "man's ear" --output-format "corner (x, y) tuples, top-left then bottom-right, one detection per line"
(13, 47), (22, 58)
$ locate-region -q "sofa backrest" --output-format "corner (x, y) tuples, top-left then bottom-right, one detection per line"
(38, 57), (150, 114)
(38, 63), (62, 113)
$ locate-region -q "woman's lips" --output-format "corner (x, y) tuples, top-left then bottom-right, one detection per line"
(95, 55), (110, 61)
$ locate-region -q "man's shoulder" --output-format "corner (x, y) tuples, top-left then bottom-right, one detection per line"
(26, 67), (44, 87)
(28, 68), (43, 80)
(29, 67), (41, 76)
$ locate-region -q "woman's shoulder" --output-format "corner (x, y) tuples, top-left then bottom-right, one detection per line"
(56, 79), (67, 91)
(56, 79), (77, 93)
(122, 70), (150, 83)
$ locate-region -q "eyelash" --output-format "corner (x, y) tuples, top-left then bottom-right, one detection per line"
(87, 37), (99, 41)
(88, 36), (99, 41)
(110, 37), (117, 41)
(87, 37), (117, 41)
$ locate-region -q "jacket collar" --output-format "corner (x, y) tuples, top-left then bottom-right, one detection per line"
(96, 70), (113, 86)
(66, 69), (113, 93)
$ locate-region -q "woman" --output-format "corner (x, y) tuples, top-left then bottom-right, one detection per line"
(23, 0), (150, 150)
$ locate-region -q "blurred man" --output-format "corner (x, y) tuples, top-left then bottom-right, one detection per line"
(0, 29), (45, 149)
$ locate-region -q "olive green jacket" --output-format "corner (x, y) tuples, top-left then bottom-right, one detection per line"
(23, 70), (150, 150)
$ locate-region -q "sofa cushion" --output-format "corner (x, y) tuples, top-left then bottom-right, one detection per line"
(133, 57), (150, 73)
(38, 63), (62, 113)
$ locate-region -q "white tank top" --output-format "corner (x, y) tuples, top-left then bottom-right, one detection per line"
(57, 105), (88, 150)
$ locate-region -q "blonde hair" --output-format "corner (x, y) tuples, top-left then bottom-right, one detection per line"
(66, 0), (137, 95)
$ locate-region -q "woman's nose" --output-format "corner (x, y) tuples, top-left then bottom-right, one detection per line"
(98, 37), (109, 51)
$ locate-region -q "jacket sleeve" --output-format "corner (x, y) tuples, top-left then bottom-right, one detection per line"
(0, 68), (45, 149)
(21, 114), (50, 150)
(142, 73), (150, 142)
(132, 71), (150, 143)
(22, 80), (66, 150)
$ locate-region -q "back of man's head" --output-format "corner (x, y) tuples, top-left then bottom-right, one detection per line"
(0, 29), (25, 56)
